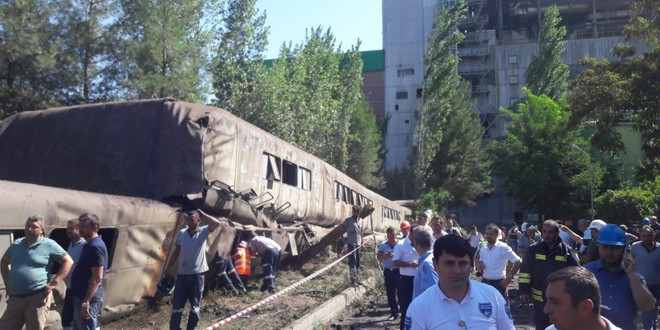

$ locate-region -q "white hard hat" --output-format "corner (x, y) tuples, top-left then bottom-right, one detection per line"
(587, 219), (607, 231)
(521, 222), (528, 231)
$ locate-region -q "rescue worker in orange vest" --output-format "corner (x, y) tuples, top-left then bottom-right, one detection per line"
(232, 240), (251, 289)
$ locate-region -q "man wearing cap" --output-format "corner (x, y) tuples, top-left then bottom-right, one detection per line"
(392, 221), (418, 330)
(377, 227), (401, 320)
(519, 220), (579, 330)
(630, 225), (660, 330)
(584, 224), (656, 330)
(163, 209), (221, 330)
(581, 219), (607, 264)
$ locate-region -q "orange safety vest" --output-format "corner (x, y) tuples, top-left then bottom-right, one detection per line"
(232, 246), (252, 276)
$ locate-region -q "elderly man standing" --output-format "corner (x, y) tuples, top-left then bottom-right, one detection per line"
(377, 227), (400, 320)
(519, 219), (579, 330)
(164, 209), (221, 330)
(71, 213), (108, 330)
(631, 225), (660, 330)
(0, 215), (73, 330)
(411, 226), (437, 300)
(476, 223), (522, 299)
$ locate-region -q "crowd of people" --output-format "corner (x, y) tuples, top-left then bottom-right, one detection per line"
(374, 209), (660, 330)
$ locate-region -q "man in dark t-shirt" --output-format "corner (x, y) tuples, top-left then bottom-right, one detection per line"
(71, 213), (108, 330)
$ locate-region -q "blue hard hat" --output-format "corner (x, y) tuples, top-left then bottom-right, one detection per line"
(597, 224), (627, 246)
(157, 275), (176, 295)
(642, 217), (650, 225)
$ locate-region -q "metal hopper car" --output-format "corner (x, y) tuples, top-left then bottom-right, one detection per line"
(0, 98), (410, 321)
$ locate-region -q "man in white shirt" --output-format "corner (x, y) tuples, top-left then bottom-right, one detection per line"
(476, 224), (522, 299)
(544, 266), (622, 330)
(404, 234), (514, 330)
(392, 221), (419, 330)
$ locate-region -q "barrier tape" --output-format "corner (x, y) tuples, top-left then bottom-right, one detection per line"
(204, 244), (363, 329)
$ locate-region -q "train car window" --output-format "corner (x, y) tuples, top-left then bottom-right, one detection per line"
(299, 167), (311, 191)
(0, 232), (14, 289)
(263, 153), (281, 181)
(344, 187), (352, 204)
(98, 228), (118, 270)
(282, 161), (298, 186)
(335, 181), (343, 200)
(48, 229), (69, 276)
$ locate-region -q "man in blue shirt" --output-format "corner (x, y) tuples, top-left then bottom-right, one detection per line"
(71, 213), (109, 330)
(411, 226), (437, 300)
(584, 224), (656, 330)
(377, 227), (400, 320)
(62, 218), (86, 330)
(0, 215), (73, 330)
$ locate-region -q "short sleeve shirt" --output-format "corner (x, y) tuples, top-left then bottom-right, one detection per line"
(249, 236), (281, 255)
(405, 280), (514, 330)
(412, 251), (438, 299)
(631, 241), (660, 285)
(393, 237), (419, 276)
(71, 236), (108, 301)
(479, 241), (522, 280)
(5, 236), (67, 295)
(344, 216), (362, 245)
(176, 225), (211, 275)
(378, 240), (400, 269)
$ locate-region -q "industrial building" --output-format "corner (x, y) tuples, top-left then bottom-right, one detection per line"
(381, 0), (636, 225)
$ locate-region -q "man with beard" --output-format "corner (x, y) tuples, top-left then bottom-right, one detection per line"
(476, 223), (522, 299)
(519, 220), (579, 330)
(584, 224), (655, 330)
(630, 225), (660, 330)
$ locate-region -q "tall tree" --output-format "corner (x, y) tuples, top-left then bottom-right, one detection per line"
(212, 0), (268, 116)
(345, 99), (385, 189)
(524, 5), (569, 102)
(0, 0), (61, 116)
(56, 0), (123, 104)
(490, 89), (600, 219)
(417, 0), (491, 208)
(118, 0), (217, 101)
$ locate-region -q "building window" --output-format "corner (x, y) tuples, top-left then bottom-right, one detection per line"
(509, 75), (518, 85)
(397, 68), (415, 77)
(396, 91), (408, 99)
(508, 55), (518, 64)
(405, 119), (409, 124)
(416, 88), (423, 98)
(395, 104), (399, 110)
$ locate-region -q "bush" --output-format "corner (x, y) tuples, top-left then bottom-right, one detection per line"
(595, 186), (656, 224)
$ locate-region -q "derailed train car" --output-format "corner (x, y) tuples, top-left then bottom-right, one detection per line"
(0, 98), (410, 321)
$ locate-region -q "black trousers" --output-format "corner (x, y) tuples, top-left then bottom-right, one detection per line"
(397, 274), (414, 330)
(384, 268), (400, 315)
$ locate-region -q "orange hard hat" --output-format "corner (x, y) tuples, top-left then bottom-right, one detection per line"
(400, 221), (411, 230)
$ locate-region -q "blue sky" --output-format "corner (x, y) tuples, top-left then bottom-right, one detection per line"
(256, 0), (383, 59)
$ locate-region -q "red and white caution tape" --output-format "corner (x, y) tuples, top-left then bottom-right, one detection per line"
(204, 245), (362, 329)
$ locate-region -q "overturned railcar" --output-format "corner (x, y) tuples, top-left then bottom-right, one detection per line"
(0, 98), (410, 320)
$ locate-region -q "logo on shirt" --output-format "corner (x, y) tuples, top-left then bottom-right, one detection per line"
(479, 302), (493, 317)
(505, 302), (512, 319)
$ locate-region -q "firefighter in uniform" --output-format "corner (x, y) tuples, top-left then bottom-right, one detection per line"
(519, 219), (579, 330)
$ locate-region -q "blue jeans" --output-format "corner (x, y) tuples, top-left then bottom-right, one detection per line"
(72, 296), (103, 330)
(261, 248), (282, 292)
(384, 268), (400, 316)
(170, 273), (204, 330)
(643, 283), (660, 330)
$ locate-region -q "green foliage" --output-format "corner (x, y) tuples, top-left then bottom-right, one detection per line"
(0, 0), (62, 116)
(212, 0), (268, 114)
(346, 99), (385, 189)
(118, 0), (216, 101)
(417, 0), (491, 207)
(595, 185), (656, 224)
(523, 5), (569, 102)
(381, 166), (416, 200)
(490, 89), (600, 219)
(625, 0), (660, 46)
(415, 188), (451, 214)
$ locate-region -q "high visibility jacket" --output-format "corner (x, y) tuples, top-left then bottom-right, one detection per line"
(232, 246), (252, 276)
(519, 238), (579, 303)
